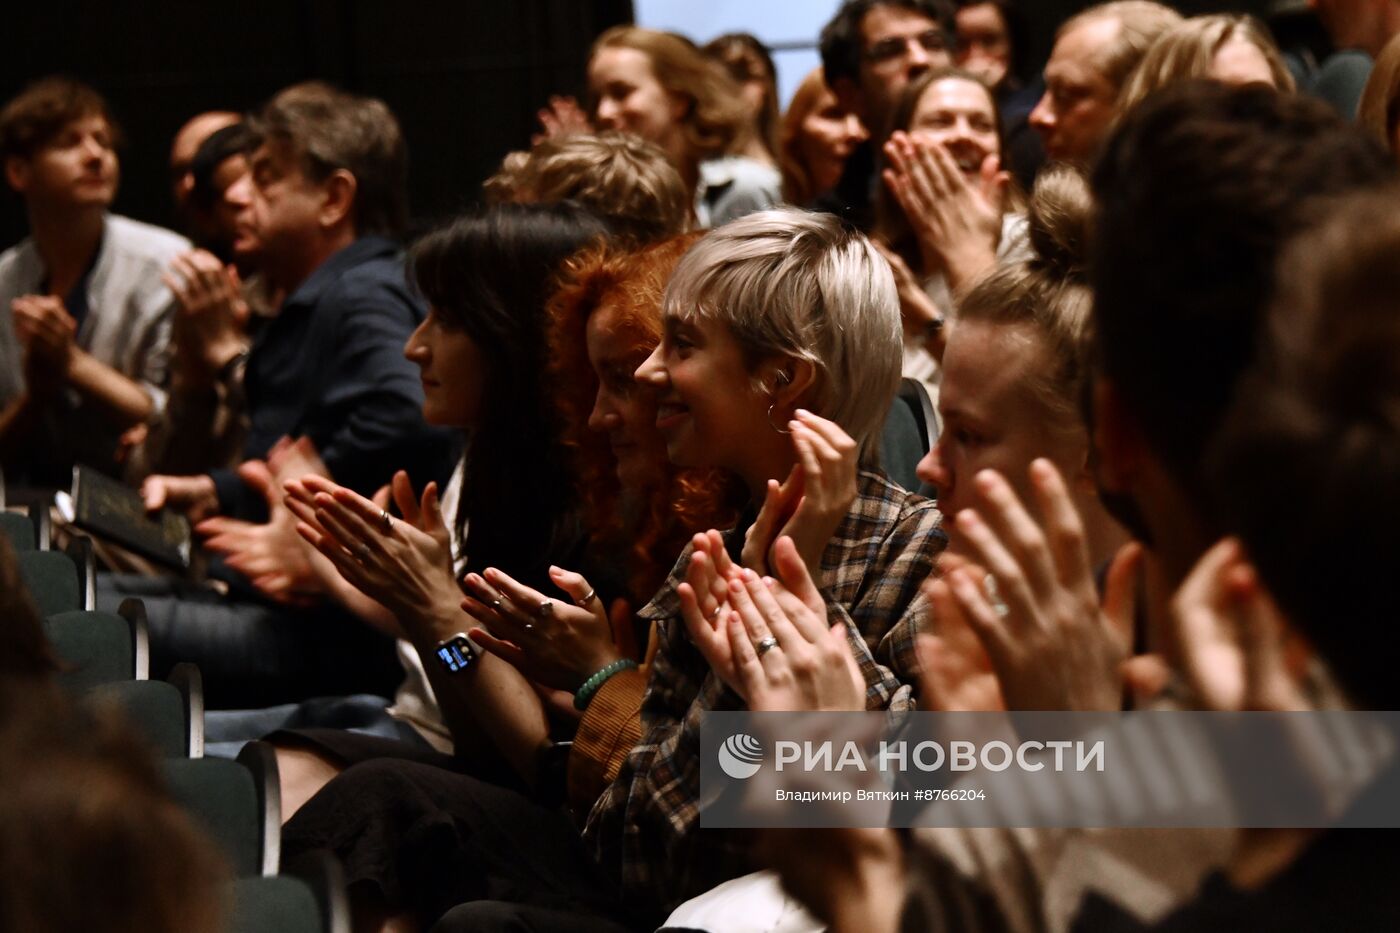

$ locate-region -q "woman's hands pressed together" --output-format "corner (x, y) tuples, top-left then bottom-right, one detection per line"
(882, 131), (1007, 291)
(283, 470), (464, 639)
(684, 535), (866, 712)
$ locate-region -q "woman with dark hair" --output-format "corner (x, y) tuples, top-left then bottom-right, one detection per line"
(464, 234), (743, 809)
(263, 202), (611, 809)
(703, 32), (780, 167)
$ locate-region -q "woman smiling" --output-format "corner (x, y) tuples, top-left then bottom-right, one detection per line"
(586, 209), (946, 923)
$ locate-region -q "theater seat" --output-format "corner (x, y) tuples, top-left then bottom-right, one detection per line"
(16, 549), (80, 615)
(165, 741), (281, 878)
(227, 850), (351, 933)
(43, 609), (143, 691)
(0, 510), (36, 550)
(228, 876), (326, 933)
(89, 662), (203, 758)
(880, 377), (938, 496)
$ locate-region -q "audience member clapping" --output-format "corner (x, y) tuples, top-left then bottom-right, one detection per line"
(102, 83), (456, 710)
(266, 204), (608, 804)
(0, 78), (188, 486)
(876, 67), (1028, 390)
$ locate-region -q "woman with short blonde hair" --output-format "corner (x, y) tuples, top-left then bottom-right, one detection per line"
(657, 208), (903, 463)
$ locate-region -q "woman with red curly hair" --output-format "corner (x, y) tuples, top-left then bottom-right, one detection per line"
(464, 233), (742, 807)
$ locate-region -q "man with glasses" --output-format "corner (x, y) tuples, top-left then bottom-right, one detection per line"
(817, 0), (955, 229)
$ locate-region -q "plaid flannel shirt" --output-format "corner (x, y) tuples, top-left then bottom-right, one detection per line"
(582, 469), (947, 924)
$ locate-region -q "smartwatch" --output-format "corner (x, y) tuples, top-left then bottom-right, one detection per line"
(434, 633), (477, 674)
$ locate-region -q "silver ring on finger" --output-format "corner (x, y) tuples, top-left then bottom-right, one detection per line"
(755, 636), (779, 657)
(984, 573), (1010, 618)
(537, 598), (554, 619)
(575, 587), (596, 608)
(355, 543), (371, 562)
(379, 508), (394, 534)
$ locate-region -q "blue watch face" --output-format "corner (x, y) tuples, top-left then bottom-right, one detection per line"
(436, 637), (474, 673)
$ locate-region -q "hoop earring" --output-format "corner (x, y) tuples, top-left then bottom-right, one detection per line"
(767, 403), (792, 435)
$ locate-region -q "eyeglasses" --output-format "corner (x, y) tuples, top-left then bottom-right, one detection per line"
(864, 29), (949, 64)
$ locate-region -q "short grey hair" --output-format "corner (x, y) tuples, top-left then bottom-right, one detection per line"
(663, 208), (902, 463)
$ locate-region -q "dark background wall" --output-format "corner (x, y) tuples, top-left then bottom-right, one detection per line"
(0, 0), (1322, 251)
(0, 0), (633, 250)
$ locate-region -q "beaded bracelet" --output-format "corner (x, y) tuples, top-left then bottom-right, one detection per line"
(574, 659), (639, 711)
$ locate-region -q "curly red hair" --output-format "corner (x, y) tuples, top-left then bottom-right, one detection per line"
(547, 234), (742, 604)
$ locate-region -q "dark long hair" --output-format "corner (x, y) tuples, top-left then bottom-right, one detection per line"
(410, 203), (609, 588)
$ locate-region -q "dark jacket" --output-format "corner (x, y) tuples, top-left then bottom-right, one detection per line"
(210, 235), (455, 520)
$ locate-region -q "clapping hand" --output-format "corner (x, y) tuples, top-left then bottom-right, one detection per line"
(163, 250), (249, 382)
(938, 460), (1142, 711)
(1167, 537), (1307, 712)
(742, 410), (858, 587)
(678, 529), (744, 688)
(199, 437), (328, 605)
(13, 295), (76, 373)
(686, 536), (866, 712)
(917, 552), (1006, 711)
(882, 131), (1007, 290)
(462, 565), (631, 693)
(198, 448), (316, 605)
(533, 95), (592, 144)
(284, 472), (462, 635)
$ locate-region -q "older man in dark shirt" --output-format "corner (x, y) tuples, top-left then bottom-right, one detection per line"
(102, 84), (455, 707)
